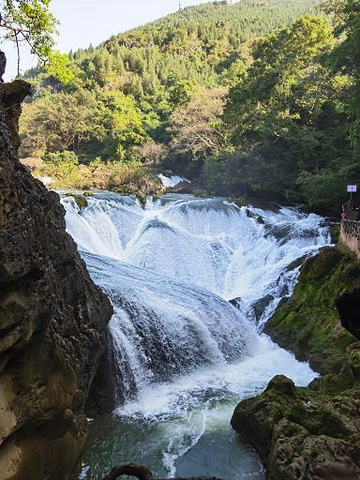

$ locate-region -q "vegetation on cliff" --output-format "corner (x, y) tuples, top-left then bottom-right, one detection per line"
(265, 247), (360, 376)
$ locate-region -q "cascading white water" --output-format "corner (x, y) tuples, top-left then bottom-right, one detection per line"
(63, 193), (329, 325)
(62, 193), (330, 479)
(84, 252), (256, 401)
(158, 173), (191, 187)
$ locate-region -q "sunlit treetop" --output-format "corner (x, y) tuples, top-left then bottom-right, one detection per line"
(0, 0), (58, 72)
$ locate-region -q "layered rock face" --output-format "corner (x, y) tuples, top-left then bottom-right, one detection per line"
(231, 247), (360, 479)
(0, 81), (112, 479)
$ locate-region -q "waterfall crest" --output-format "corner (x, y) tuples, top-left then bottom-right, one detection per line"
(63, 193), (329, 329)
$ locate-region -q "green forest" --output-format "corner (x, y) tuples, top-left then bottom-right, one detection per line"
(19, 0), (360, 214)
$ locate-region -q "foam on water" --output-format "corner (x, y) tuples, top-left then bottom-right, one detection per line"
(62, 193), (330, 479)
(83, 251), (257, 401)
(158, 174), (191, 187)
(63, 193), (329, 322)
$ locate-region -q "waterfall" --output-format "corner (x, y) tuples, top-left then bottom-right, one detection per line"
(84, 252), (256, 401)
(63, 193), (329, 332)
(63, 192), (330, 479)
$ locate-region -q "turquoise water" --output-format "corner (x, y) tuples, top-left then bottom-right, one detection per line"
(80, 336), (316, 479)
(82, 406), (264, 479)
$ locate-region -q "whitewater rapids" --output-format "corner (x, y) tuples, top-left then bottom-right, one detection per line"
(62, 193), (330, 479)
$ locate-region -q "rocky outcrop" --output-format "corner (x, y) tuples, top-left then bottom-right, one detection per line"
(231, 375), (360, 480)
(231, 246), (360, 479)
(0, 80), (112, 479)
(264, 247), (360, 375)
(336, 288), (360, 342)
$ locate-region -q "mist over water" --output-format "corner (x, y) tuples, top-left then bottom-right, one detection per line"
(62, 193), (330, 479)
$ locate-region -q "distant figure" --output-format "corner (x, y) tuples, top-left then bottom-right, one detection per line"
(341, 211), (346, 220)
(0, 50), (6, 82)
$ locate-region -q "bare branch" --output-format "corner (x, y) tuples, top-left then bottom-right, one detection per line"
(0, 22), (31, 34)
(15, 31), (20, 76)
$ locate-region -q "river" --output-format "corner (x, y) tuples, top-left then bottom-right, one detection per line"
(61, 193), (330, 479)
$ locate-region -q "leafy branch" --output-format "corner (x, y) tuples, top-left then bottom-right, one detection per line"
(0, 0), (58, 75)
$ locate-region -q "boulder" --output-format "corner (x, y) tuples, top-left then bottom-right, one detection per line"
(231, 375), (360, 480)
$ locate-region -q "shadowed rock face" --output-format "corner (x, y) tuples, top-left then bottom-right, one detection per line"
(336, 289), (360, 341)
(0, 80), (112, 479)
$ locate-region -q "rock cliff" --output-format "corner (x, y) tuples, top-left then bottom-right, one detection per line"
(264, 247), (360, 375)
(0, 80), (112, 479)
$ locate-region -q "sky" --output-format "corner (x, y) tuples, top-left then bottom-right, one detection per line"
(2, 0), (219, 80)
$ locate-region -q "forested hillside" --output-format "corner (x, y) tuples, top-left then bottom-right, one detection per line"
(20, 0), (360, 214)
(215, 1), (360, 213)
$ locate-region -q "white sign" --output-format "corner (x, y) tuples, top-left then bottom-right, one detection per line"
(347, 185), (357, 192)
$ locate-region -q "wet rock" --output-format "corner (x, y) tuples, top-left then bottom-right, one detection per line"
(64, 193), (88, 209)
(229, 297), (242, 309)
(336, 288), (360, 341)
(251, 294), (274, 322)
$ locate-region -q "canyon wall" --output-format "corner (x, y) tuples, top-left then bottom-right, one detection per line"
(0, 80), (112, 479)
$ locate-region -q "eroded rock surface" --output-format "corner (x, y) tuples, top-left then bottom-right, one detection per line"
(231, 375), (360, 480)
(0, 80), (112, 479)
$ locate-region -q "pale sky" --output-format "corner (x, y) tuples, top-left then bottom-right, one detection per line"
(2, 0), (217, 80)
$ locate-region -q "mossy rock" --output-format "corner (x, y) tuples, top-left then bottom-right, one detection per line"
(329, 222), (340, 244)
(65, 193), (88, 209)
(232, 375), (360, 479)
(265, 247), (360, 375)
(136, 193), (148, 206)
(233, 247), (360, 480)
(230, 196), (248, 208)
(265, 375), (296, 397)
